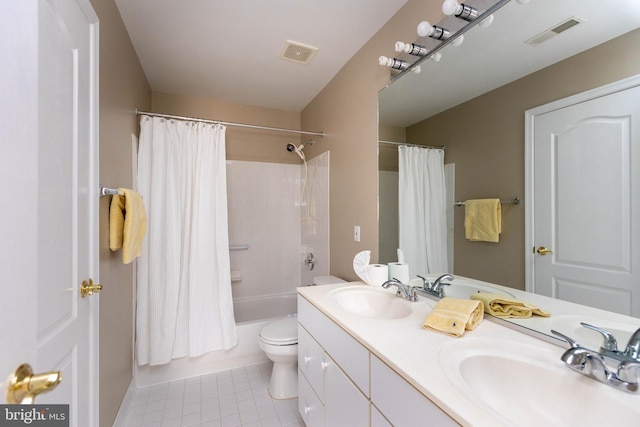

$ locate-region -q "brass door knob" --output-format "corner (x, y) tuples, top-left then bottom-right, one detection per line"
(7, 363), (62, 404)
(80, 278), (102, 298)
(536, 246), (553, 256)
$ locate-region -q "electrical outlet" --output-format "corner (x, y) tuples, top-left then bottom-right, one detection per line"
(354, 225), (361, 242)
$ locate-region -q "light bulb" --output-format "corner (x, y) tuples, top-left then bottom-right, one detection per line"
(417, 21), (434, 37)
(378, 56), (409, 71)
(417, 21), (450, 40)
(478, 14), (494, 28)
(395, 41), (428, 57)
(451, 35), (464, 47)
(430, 52), (442, 62)
(442, 0), (461, 16)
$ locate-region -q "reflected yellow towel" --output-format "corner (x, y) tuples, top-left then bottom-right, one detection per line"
(423, 298), (484, 337)
(109, 188), (147, 264)
(464, 199), (501, 242)
(471, 292), (551, 318)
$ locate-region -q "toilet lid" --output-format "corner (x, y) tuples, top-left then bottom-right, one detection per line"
(260, 317), (298, 345)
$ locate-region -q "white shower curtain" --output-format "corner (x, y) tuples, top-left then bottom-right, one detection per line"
(136, 115), (238, 366)
(398, 146), (448, 276)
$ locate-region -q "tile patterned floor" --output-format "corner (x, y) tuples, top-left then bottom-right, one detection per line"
(118, 362), (303, 427)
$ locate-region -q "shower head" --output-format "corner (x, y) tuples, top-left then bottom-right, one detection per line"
(286, 140), (314, 161)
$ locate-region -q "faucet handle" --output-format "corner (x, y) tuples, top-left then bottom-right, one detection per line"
(551, 329), (580, 349)
(416, 275), (430, 290)
(581, 322), (619, 352)
(623, 327), (640, 361)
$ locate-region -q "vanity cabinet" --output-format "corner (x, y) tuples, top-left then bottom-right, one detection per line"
(371, 356), (458, 427)
(298, 295), (459, 427)
(298, 296), (369, 426)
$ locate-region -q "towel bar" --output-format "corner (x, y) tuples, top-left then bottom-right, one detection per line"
(455, 197), (520, 206)
(99, 185), (119, 197)
(229, 244), (250, 251)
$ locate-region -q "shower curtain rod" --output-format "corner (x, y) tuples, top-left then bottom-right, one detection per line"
(136, 109), (324, 137)
(378, 140), (445, 150)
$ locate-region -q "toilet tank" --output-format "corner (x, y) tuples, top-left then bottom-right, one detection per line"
(312, 275), (346, 286)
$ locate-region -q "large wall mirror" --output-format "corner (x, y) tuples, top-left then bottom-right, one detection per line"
(378, 0), (640, 333)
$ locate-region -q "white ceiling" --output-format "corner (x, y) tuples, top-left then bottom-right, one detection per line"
(114, 0), (408, 112)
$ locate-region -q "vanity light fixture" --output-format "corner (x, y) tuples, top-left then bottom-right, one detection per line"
(395, 41), (428, 57)
(379, 56), (410, 71)
(417, 21), (451, 40)
(441, 0), (480, 22)
(378, 56), (423, 72)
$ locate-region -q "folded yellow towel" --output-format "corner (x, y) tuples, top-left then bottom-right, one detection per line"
(423, 298), (484, 337)
(470, 292), (551, 318)
(109, 188), (147, 264)
(464, 199), (501, 243)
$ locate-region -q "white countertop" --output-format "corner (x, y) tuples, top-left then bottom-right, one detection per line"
(297, 277), (640, 426)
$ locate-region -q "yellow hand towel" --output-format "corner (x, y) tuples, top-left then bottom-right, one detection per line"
(464, 199), (501, 242)
(470, 292), (551, 318)
(109, 188), (147, 264)
(423, 298), (484, 337)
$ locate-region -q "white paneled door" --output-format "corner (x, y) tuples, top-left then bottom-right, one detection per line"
(0, 0), (99, 425)
(526, 77), (640, 317)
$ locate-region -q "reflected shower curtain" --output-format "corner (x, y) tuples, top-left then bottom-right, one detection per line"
(136, 115), (238, 366)
(398, 146), (448, 275)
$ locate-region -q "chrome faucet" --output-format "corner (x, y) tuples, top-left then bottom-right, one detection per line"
(416, 273), (454, 298)
(581, 322), (640, 363)
(382, 278), (418, 302)
(551, 325), (640, 393)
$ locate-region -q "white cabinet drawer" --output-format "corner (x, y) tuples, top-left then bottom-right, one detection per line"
(298, 323), (325, 402)
(298, 370), (324, 427)
(298, 296), (370, 397)
(371, 355), (459, 427)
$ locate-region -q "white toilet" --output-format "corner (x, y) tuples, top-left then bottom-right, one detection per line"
(259, 275), (345, 399)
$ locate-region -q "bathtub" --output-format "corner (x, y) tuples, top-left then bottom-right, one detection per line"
(134, 292), (297, 387)
(233, 292), (298, 323)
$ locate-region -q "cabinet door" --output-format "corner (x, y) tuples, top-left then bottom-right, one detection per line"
(299, 296), (370, 396)
(372, 404), (393, 427)
(298, 370), (324, 427)
(324, 353), (369, 427)
(298, 323), (325, 402)
(371, 356), (459, 427)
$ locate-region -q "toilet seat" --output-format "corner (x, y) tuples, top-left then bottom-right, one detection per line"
(260, 317), (298, 346)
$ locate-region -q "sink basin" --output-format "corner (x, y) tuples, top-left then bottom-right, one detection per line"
(444, 282), (516, 299)
(331, 286), (415, 319)
(439, 338), (640, 426)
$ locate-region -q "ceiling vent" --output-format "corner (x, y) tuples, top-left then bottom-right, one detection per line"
(280, 40), (319, 64)
(525, 17), (585, 46)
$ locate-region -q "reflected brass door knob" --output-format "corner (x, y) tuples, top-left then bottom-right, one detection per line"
(536, 246), (553, 256)
(80, 278), (102, 298)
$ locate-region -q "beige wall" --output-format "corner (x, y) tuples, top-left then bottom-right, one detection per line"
(89, 0), (151, 425)
(301, 0), (441, 280)
(407, 28), (640, 290)
(151, 92), (303, 164)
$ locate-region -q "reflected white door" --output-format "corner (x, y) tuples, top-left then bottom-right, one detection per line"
(527, 79), (640, 316)
(0, 0), (99, 425)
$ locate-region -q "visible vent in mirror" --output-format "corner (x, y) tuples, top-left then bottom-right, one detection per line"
(525, 17), (585, 46)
